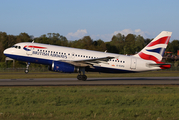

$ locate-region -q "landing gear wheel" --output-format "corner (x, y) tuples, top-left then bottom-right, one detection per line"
(24, 69), (29, 74)
(77, 75), (87, 81)
(77, 75), (82, 80)
(82, 75), (87, 81)
(77, 67), (87, 81)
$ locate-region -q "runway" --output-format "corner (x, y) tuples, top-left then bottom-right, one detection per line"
(0, 77), (179, 86)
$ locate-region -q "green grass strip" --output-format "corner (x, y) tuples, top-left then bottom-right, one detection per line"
(0, 86), (178, 120)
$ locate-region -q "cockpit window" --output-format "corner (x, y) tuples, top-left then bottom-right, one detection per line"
(12, 45), (21, 49)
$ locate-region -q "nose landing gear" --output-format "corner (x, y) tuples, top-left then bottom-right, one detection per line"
(24, 62), (30, 74)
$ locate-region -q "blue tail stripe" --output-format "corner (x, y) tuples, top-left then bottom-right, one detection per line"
(146, 48), (162, 54)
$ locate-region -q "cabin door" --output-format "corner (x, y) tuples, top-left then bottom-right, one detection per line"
(130, 58), (137, 69)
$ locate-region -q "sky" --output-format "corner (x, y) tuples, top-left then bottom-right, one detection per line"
(0, 0), (179, 41)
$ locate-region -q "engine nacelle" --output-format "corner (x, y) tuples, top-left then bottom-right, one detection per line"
(49, 61), (79, 73)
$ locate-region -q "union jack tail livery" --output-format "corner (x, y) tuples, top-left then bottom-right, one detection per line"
(135, 31), (172, 63)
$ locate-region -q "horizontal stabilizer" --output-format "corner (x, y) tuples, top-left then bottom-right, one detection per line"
(148, 63), (171, 69)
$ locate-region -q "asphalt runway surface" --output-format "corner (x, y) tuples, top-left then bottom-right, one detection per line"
(0, 77), (179, 86)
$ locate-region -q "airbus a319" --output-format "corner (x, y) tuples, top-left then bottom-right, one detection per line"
(3, 31), (172, 81)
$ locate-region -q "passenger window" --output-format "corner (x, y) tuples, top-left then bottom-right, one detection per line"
(64, 53), (66, 55)
(68, 53), (70, 55)
(86, 56), (88, 58)
(123, 61), (125, 63)
(72, 54), (74, 56)
(91, 57), (93, 59)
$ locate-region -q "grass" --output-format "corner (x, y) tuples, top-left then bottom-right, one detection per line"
(0, 70), (179, 79)
(0, 70), (179, 119)
(0, 86), (179, 120)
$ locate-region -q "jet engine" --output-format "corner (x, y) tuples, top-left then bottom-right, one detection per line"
(49, 61), (79, 73)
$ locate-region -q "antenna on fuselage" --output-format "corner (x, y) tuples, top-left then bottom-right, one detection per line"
(30, 35), (35, 43)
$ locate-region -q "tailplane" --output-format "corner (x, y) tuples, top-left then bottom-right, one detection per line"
(134, 31), (172, 63)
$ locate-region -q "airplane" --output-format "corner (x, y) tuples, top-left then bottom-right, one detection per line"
(3, 31), (172, 81)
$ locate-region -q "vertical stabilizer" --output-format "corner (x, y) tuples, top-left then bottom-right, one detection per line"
(134, 31), (172, 62)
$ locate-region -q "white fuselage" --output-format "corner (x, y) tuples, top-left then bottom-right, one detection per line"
(3, 42), (159, 73)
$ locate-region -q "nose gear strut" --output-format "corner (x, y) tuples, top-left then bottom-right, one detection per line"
(24, 62), (30, 74)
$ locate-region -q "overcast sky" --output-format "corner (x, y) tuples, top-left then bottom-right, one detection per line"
(0, 0), (178, 41)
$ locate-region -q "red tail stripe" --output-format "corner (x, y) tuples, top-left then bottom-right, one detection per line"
(139, 52), (159, 62)
(147, 36), (170, 47)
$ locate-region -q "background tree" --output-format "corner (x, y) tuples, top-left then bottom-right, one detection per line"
(109, 33), (125, 54)
(144, 38), (152, 46)
(166, 40), (179, 55)
(93, 39), (106, 52)
(124, 34), (136, 54)
(135, 35), (145, 53)
(16, 33), (31, 42)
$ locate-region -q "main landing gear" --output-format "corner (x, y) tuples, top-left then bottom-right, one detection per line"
(77, 68), (87, 81)
(24, 62), (30, 74)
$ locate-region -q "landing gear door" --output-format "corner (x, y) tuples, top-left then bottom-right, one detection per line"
(130, 58), (137, 69)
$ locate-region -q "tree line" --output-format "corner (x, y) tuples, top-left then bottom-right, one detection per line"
(0, 31), (179, 62)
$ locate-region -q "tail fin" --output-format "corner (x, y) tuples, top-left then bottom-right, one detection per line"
(134, 31), (172, 62)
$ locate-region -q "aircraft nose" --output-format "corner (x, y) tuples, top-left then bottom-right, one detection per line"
(3, 49), (8, 55)
(3, 48), (12, 55)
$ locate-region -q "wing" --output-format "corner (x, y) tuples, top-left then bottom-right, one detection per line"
(60, 56), (115, 68)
